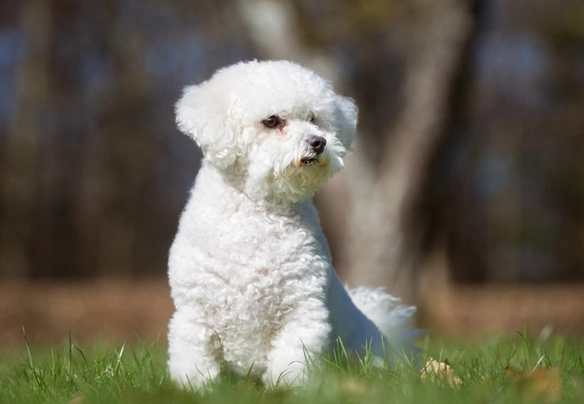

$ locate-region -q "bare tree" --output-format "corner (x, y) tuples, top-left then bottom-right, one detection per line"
(344, 1), (478, 297)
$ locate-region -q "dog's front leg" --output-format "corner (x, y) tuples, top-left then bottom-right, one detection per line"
(167, 308), (222, 388)
(262, 298), (331, 387)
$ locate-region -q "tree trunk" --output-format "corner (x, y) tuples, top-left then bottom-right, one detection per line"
(0, 0), (51, 277)
(344, 0), (476, 299)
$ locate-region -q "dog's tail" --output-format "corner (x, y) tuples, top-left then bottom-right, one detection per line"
(347, 286), (422, 361)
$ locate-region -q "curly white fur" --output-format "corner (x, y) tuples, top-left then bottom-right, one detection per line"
(168, 60), (418, 388)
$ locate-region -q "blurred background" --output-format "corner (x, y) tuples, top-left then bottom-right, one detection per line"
(1, 0), (583, 347)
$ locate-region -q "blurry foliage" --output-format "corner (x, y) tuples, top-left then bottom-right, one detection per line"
(0, 0), (582, 283)
(441, 0), (584, 282)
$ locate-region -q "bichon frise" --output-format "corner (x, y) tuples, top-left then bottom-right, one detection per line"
(167, 60), (418, 388)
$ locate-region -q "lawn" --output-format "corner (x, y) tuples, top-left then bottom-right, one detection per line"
(1, 332), (583, 403)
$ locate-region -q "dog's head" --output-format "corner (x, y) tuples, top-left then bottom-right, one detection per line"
(176, 60), (358, 204)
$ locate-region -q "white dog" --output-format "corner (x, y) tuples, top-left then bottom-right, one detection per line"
(167, 60), (418, 388)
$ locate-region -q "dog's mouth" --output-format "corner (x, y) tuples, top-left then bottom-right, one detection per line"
(300, 157), (320, 166)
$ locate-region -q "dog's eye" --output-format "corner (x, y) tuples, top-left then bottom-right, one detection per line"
(262, 115), (282, 129)
(309, 115), (316, 124)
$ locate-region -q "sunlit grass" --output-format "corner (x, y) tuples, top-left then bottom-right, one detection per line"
(1, 331), (584, 403)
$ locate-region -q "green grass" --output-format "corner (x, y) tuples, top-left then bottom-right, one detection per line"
(1, 332), (584, 403)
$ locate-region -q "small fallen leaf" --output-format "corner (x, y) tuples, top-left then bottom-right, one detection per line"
(505, 366), (561, 402)
(68, 396), (86, 404)
(339, 377), (368, 395)
(420, 358), (462, 388)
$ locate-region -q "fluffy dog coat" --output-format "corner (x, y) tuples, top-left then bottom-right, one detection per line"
(168, 60), (417, 387)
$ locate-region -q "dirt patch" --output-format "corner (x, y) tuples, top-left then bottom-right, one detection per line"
(1, 279), (584, 351)
(0, 280), (173, 349)
(420, 282), (584, 338)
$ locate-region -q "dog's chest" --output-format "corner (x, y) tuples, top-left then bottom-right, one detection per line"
(201, 210), (330, 332)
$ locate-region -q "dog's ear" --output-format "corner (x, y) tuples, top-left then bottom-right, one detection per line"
(334, 95), (358, 149)
(175, 83), (241, 169)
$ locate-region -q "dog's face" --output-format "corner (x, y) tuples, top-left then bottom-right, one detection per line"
(176, 60), (358, 204)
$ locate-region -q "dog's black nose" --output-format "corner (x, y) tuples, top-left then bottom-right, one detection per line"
(308, 135), (326, 154)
